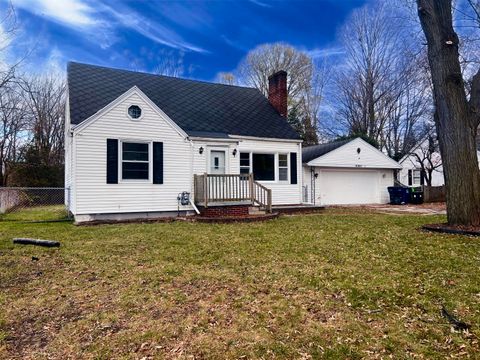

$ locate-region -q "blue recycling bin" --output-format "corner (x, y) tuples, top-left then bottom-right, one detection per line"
(387, 187), (410, 205)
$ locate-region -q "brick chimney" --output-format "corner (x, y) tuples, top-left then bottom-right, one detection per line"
(268, 70), (287, 117)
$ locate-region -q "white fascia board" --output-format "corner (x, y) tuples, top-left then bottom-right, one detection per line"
(189, 136), (239, 143)
(229, 134), (302, 143)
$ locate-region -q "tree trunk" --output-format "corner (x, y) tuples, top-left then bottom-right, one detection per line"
(426, 169), (433, 187)
(417, 0), (480, 225)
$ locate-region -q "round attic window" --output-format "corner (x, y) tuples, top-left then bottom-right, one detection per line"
(128, 105), (142, 119)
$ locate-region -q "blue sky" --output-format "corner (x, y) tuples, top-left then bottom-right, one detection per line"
(2, 0), (367, 81)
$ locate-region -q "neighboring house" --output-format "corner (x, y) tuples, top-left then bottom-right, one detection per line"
(399, 136), (480, 187)
(65, 63), (303, 222)
(302, 138), (402, 205)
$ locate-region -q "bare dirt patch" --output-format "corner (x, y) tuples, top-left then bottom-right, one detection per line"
(358, 202), (446, 215)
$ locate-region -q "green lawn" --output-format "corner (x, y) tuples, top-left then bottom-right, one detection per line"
(0, 209), (479, 359)
(0, 205), (69, 222)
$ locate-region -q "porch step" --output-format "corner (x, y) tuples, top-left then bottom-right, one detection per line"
(249, 206), (266, 215)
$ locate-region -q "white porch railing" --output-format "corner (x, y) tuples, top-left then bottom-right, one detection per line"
(193, 173), (272, 212)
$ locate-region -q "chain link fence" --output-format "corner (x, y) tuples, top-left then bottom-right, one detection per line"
(0, 187), (71, 222)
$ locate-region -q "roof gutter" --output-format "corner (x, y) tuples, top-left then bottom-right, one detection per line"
(228, 135), (302, 143)
(188, 136), (239, 143)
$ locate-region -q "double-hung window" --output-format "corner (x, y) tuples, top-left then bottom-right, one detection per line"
(412, 169), (421, 185)
(240, 152), (250, 174)
(121, 142), (149, 180)
(278, 154), (289, 181)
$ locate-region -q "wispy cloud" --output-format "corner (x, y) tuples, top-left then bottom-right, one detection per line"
(12, 0), (98, 28)
(248, 0), (272, 8)
(102, 3), (208, 53)
(46, 47), (63, 70)
(221, 35), (248, 52)
(305, 46), (345, 59)
(11, 0), (207, 53)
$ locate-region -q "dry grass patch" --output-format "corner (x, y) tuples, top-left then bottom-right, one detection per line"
(0, 209), (479, 359)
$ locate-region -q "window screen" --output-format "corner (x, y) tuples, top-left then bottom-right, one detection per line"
(240, 152), (250, 174)
(413, 169), (421, 185)
(122, 142), (149, 180)
(278, 154), (288, 181)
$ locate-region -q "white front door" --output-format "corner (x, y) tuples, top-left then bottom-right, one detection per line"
(210, 150), (226, 174)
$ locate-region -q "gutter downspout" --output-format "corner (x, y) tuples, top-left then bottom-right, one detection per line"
(187, 137), (199, 214)
(189, 197), (200, 215)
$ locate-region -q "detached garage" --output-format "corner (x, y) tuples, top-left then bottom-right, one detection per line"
(302, 138), (402, 205)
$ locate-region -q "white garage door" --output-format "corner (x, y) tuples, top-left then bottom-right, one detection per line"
(319, 170), (380, 205)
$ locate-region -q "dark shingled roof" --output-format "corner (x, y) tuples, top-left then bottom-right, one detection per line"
(302, 139), (352, 163)
(67, 62), (300, 140)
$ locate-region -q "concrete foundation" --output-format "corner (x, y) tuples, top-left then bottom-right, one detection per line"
(74, 210), (194, 224)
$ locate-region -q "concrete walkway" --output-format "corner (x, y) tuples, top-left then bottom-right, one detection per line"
(362, 203), (446, 215)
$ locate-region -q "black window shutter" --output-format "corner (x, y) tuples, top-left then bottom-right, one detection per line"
(408, 170), (412, 186)
(153, 142), (163, 184)
(290, 152), (298, 184)
(420, 170), (425, 186)
(106, 139), (118, 184)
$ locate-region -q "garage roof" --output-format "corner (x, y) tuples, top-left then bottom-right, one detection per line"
(302, 139), (351, 163)
(303, 138), (402, 169)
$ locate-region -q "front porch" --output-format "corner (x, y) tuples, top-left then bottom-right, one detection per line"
(193, 173), (272, 214)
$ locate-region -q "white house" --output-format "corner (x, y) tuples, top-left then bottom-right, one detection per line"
(66, 63), (303, 222)
(302, 138), (402, 205)
(398, 136), (480, 187)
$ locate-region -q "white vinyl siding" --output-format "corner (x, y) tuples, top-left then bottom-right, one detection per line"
(190, 138), (302, 205)
(307, 138), (401, 169)
(68, 89), (304, 215)
(237, 139), (302, 205)
(72, 92), (192, 215)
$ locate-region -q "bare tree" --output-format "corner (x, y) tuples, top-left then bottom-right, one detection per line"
(417, 0), (480, 225)
(152, 50), (185, 78)
(238, 42), (324, 144)
(407, 131), (443, 186)
(239, 43), (313, 100)
(333, 1), (431, 159)
(216, 72), (237, 85)
(334, 2), (406, 144)
(296, 61), (329, 145)
(0, 3), (27, 185)
(19, 75), (66, 166)
(0, 84), (27, 185)
(382, 50), (433, 159)
(0, 2), (19, 90)
(465, 1), (480, 27)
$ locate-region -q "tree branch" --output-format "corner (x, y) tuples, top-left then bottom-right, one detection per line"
(470, 68), (480, 127)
